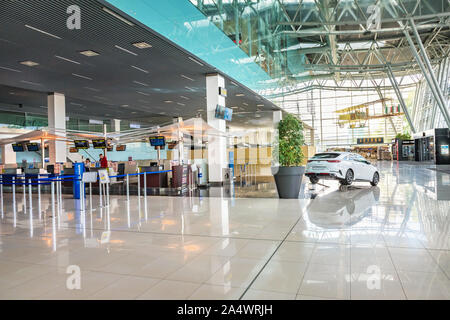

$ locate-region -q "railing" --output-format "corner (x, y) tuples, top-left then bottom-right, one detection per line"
(0, 170), (172, 220)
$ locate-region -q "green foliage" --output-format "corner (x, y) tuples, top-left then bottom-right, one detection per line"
(277, 114), (305, 166)
(396, 132), (412, 140)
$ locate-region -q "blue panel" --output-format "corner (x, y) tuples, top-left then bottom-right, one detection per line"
(104, 0), (272, 92)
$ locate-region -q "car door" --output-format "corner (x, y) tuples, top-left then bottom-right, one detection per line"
(355, 155), (373, 180)
(348, 154), (363, 179)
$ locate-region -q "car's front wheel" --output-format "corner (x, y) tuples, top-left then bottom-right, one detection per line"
(340, 169), (354, 186)
(370, 172), (380, 186)
(309, 176), (319, 184)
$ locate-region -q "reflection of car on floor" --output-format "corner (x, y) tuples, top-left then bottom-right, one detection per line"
(305, 152), (380, 187)
(306, 187), (380, 229)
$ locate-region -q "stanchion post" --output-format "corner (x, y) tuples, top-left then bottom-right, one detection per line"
(28, 179), (32, 216)
(89, 182), (93, 212)
(12, 176), (16, 215)
(144, 172), (148, 219)
(23, 176), (26, 213)
(126, 174), (130, 202)
(51, 181), (55, 220)
(106, 182), (110, 207)
(138, 170), (141, 199)
(99, 178), (103, 208)
(37, 175), (41, 219)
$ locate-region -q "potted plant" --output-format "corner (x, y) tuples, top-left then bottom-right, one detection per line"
(272, 114), (305, 199)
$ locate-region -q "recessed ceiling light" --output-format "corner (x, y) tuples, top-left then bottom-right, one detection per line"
(164, 100), (173, 103)
(132, 42), (152, 49)
(177, 103), (185, 106)
(137, 91), (150, 96)
(20, 80), (41, 86)
(188, 56), (204, 66)
(72, 73), (92, 80)
(79, 50), (99, 57)
(236, 93), (245, 97)
(20, 60), (39, 67)
(230, 81), (238, 87)
(180, 96), (190, 100)
(185, 86), (195, 91)
(84, 87), (100, 92)
(121, 104), (129, 107)
(257, 104), (264, 107)
(70, 102), (83, 106)
(0, 66), (21, 72)
(102, 7), (134, 26)
(133, 80), (148, 87)
(231, 106), (239, 109)
(243, 103), (248, 106)
(55, 55), (80, 65)
(25, 24), (61, 39)
(181, 74), (195, 81)
(131, 65), (149, 73)
(115, 45), (137, 56)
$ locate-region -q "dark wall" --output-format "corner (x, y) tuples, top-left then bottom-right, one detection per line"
(434, 128), (450, 165)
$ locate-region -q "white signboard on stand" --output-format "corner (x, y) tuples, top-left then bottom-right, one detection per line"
(82, 172), (98, 183)
(98, 169), (110, 184)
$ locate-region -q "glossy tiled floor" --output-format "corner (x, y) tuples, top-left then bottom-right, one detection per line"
(0, 162), (449, 300)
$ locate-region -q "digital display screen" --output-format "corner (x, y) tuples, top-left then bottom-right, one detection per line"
(26, 143), (40, 152)
(92, 139), (107, 149)
(74, 140), (90, 149)
(150, 136), (166, 147)
(441, 145), (449, 155)
(116, 145), (127, 152)
(12, 143), (25, 152)
(215, 105), (233, 121)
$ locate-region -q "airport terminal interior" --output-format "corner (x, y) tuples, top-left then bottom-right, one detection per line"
(0, 0), (449, 300)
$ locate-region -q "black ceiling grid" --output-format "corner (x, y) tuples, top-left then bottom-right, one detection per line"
(0, 0), (279, 128)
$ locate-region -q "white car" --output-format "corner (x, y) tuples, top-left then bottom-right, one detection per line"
(305, 152), (380, 186)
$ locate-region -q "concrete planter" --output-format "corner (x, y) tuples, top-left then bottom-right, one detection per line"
(272, 166), (305, 199)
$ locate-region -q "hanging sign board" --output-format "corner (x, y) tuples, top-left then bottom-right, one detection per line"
(357, 137), (384, 144)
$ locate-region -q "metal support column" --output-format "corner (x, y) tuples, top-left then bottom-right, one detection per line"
(386, 64), (416, 133)
(405, 20), (450, 127)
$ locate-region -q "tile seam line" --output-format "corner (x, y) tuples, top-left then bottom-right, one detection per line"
(238, 216), (304, 300)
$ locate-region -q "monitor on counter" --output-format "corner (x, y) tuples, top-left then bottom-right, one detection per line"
(12, 143), (25, 152)
(26, 143), (40, 152)
(149, 136), (166, 147)
(92, 139), (107, 149)
(74, 140), (90, 149)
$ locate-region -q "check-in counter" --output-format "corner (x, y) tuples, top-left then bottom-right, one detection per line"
(140, 166), (168, 188)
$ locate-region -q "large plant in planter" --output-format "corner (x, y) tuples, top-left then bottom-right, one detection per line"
(273, 114), (306, 199)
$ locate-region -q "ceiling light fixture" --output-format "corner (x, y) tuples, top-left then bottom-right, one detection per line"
(243, 102), (248, 106)
(236, 93), (245, 97)
(115, 45), (137, 56)
(0, 66), (21, 72)
(180, 96), (190, 100)
(79, 50), (100, 57)
(55, 55), (80, 65)
(25, 24), (61, 39)
(164, 100), (173, 103)
(137, 91), (150, 96)
(20, 80), (41, 86)
(230, 81), (238, 87)
(102, 7), (135, 26)
(257, 104), (264, 107)
(131, 65), (149, 73)
(20, 60), (39, 67)
(84, 87), (100, 92)
(188, 56), (204, 66)
(185, 86), (195, 91)
(133, 80), (149, 87)
(181, 74), (194, 81)
(132, 41), (152, 49)
(177, 103), (185, 106)
(72, 73), (92, 80)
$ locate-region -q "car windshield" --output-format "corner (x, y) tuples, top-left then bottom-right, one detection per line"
(312, 153), (341, 159)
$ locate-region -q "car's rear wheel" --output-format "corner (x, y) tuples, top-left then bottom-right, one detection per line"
(370, 172), (380, 186)
(309, 176), (319, 184)
(340, 169), (354, 186)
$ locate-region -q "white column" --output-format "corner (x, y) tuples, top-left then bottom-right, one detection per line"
(272, 111), (282, 167)
(1, 144), (16, 164)
(111, 119), (121, 133)
(206, 74), (227, 184)
(48, 93), (66, 164)
(273, 110), (282, 128)
(173, 117), (184, 164)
